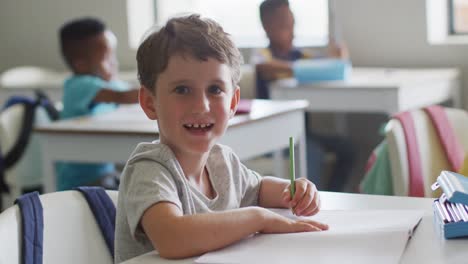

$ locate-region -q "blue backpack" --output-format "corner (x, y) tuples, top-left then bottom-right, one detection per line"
(15, 187), (116, 264)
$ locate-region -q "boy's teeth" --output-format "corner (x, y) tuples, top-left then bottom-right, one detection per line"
(185, 123), (212, 128)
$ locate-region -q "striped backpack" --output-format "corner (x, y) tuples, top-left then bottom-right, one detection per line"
(360, 105), (468, 197)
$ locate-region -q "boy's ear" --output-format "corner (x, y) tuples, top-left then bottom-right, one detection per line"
(229, 86), (240, 118)
(139, 86), (158, 120)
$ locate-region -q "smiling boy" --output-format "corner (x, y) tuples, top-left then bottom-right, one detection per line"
(115, 15), (327, 263)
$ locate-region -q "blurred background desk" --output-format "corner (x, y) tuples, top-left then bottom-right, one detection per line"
(121, 191), (467, 264)
(36, 100), (308, 193)
(269, 67), (461, 190)
(270, 67), (461, 116)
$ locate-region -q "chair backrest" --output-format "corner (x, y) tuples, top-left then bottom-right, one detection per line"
(0, 104), (32, 207)
(0, 97), (57, 209)
(0, 66), (62, 89)
(386, 107), (468, 197)
(0, 190), (118, 264)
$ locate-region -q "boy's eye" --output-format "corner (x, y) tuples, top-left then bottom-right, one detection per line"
(174, 85), (190, 94)
(208, 85), (223, 95)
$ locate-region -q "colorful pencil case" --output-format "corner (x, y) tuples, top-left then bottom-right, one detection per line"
(432, 170), (468, 239)
(292, 59), (351, 84)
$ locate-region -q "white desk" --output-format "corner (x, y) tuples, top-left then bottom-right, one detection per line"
(121, 191), (467, 264)
(270, 67), (461, 115)
(35, 100), (308, 193)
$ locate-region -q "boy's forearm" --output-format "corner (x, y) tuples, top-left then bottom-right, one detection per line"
(153, 207), (265, 259)
(93, 89), (139, 104)
(258, 177), (290, 208)
(113, 89), (139, 104)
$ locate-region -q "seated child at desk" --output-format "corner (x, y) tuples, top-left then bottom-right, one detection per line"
(253, 0), (354, 192)
(115, 14), (328, 262)
(57, 17), (138, 190)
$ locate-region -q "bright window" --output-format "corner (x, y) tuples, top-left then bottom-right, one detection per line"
(449, 0), (468, 34)
(151, 0), (329, 48)
(427, 0), (468, 44)
(126, 0), (155, 48)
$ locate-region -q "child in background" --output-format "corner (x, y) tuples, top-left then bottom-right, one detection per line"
(115, 14), (328, 262)
(58, 17), (139, 190)
(253, 0), (354, 192)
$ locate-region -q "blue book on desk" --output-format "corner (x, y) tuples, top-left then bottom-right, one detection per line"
(432, 171), (468, 238)
(292, 59), (351, 84)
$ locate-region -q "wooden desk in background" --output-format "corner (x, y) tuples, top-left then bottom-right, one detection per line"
(36, 100), (308, 193)
(122, 191), (468, 264)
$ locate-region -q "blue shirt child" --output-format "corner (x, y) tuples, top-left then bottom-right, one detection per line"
(57, 75), (129, 190)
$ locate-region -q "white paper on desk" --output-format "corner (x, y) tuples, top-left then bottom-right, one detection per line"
(195, 210), (423, 264)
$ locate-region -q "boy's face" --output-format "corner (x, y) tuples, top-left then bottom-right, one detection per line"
(263, 5), (294, 52)
(139, 54), (240, 157)
(82, 30), (118, 81)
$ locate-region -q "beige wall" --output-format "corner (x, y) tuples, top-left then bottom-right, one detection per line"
(0, 0), (136, 72)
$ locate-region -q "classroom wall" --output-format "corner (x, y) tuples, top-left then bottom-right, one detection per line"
(2, 0), (468, 105)
(336, 0), (468, 108)
(0, 0), (136, 72)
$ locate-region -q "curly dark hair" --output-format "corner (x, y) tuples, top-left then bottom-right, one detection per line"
(59, 17), (106, 69)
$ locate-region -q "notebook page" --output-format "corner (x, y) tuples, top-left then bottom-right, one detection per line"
(196, 210), (423, 264)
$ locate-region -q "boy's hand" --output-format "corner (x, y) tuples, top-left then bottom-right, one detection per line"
(282, 178), (320, 216)
(259, 208), (328, 233)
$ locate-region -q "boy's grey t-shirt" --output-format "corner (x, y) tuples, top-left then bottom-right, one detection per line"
(115, 141), (263, 263)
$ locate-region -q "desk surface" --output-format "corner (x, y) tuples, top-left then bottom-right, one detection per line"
(35, 99), (308, 136)
(122, 191), (467, 264)
(272, 67), (459, 89)
(270, 67), (461, 114)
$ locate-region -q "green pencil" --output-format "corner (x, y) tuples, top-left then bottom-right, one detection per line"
(289, 136), (296, 198)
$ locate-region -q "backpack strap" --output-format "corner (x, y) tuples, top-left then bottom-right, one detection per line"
(424, 105), (464, 172)
(34, 90), (59, 121)
(2, 96), (36, 110)
(0, 90), (59, 197)
(75, 186), (116, 260)
(393, 111), (425, 197)
(3, 101), (36, 170)
(0, 98), (36, 200)
(15, 191), (44, 264)
(0, 143), (10, 193)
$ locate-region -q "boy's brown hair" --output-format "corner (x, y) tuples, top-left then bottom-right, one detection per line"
(136, 14), (243, 93)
